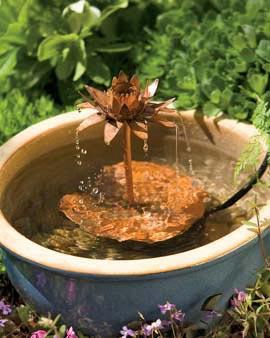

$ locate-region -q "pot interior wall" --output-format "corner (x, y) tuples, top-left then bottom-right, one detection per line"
(0, 112), (266, 259)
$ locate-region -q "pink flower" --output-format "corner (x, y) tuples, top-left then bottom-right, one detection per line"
(66, 327), (78, 338)
(30, 330), (48, 338)
(0, 299), (12, 315)
(158, 302), (176, 314)
(231, 289), (247, 308)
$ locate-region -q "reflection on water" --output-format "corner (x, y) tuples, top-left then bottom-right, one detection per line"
(2, 130), (267, 260)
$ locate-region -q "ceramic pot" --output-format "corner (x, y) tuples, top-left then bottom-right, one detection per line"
(0, 110), (269, 337)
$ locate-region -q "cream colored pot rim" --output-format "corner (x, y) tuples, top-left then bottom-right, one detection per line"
(0, 110), (269, 276)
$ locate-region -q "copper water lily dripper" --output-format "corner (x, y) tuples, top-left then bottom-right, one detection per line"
(77, 71), (176, 205)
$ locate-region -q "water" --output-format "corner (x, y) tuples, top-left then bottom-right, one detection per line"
(2, 130), (267, 260)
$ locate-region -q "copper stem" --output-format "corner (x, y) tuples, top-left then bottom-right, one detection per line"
(123, 122), (135, 205)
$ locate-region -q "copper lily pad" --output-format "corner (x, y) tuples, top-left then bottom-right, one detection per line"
(59, 161), (207, 243)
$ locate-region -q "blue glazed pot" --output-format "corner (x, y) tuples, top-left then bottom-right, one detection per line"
(0, 110), (269, 337)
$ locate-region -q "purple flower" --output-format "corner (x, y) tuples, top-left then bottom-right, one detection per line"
(0, 299), (12, 315)
(151, 319), (163, 330)
(120, 326), (136, 338)
(231, 289), (247, 308)
(171, 309), (185, 322)
(142, 324), (153, 336)
(66, 327), (78, 338)
(158, 302), (176, 314)
(203, 310), (222, 321)
(142, 319), (163, 336)
(0, 319), (8, 327)
(30, 330), (48, 338)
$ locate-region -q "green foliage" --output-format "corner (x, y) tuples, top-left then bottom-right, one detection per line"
(233, 99), (270, 184)
(0, 89), (63, 144)
(135, 0), (270, 120)
(0, 0), (132, 102)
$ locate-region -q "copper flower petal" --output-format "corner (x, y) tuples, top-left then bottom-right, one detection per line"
(118, 70), (129, 82)
(129, 121), (148, 140)
(119, 104), (132, 119)
(112, 76), (118, 87)
(112, 96), (122, 116)
(77, 101), (95, 109)
(144, 79), (159, 98)
(156, 97), (175, 110)
(130, 74), (140, 90)
(77, 113), (104, 132)
(85, 85), (109, 108)
(104, 121), (123, 144)
(152, 116), (175, 128)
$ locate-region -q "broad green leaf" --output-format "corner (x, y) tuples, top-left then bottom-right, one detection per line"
(55, 48), (76, 80)
(210, 89), (221, 104)
(0, 0), (24, 33)
(240, 48), (256, 63)
(0, 22), (26, 45)
(73, 61), (86, 81)
(63, 0), (101, 34)
(0, 48), (18, 78)
(86, 55), (110, 85)
(242, 25), (256, 48)
(38, 34), (78, 61)
(203, 102), (221, 116)
(256, 40), (270, 63)
(247, 72), (268, 95)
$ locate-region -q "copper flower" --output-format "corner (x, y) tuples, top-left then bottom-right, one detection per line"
(77, 71), (176, 144)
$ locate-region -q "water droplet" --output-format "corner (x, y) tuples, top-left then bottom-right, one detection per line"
(143, 140), (148, 153)
(78, 185), (83, 191)
(75, 145), (80, 150)
(81, 149), (87, 155)
(77, 161), (82, 166)
(92, 187), (99, 194)
(79, 199), (83, 204)
(75, 139), (80, 145)
(186, 146), (191, 153)
(80, 180), (84, 185)
(76, 154), (81, 159)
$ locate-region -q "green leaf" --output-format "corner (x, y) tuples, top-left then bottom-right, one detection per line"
(0, 22), (26, 45)
(210, 89), (221, 104)
(86, 55), (110, 85)
(240, 48), (256, 63)
(16, 305), (32, 323)
(55, 48), (76, 80)
(262, 63), (270, 73)
(73, 61), (86, 81)
(247, 71), (268, 95)
(203, 102), (221, 116)
(63, 0), (101, 34)
(95, 43), (132, 53)
(0, 48), (18, 78)
(242, 25), (256, 48)
(256, 40), (270, 63)
(73, 39), (87, 81)
(97, 0), (128, 26)
(37, 34), (78, 61)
